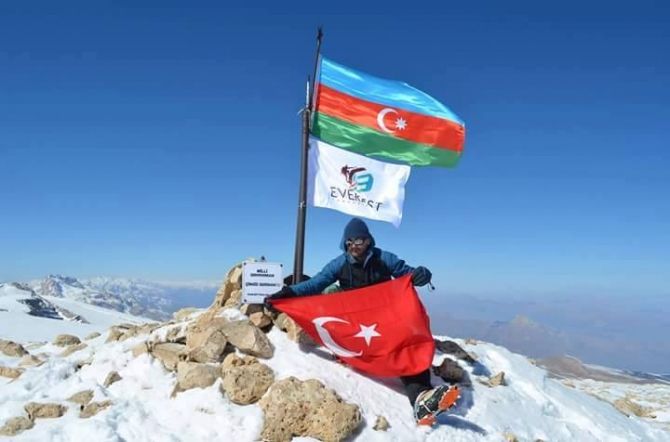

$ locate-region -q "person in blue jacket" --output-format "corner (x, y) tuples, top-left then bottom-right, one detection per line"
(266, 217), (459, 425)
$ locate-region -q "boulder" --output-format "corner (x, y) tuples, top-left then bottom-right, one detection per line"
(53, 334), (81, 347)
(60, 343), (88, 357)
(433, 358), (465, 383)
(18, 354), (44, 367)
(259, 377), (362, 442)
(185, 319), (229, 363)
(504, 432), (519, 442)
(67, 390), (94, 406)
(0, 339), (28, 357)
(220, 355), (274, 405)
(150, 342), (187, 371)
(220, 319), (274, 358)
(80, 400), (113, 418)
(373, 415), (390, 431)
(0, 366), (24, 379)
(224, 289), (243, 308)
(24, 402), (67, 420)
(84, 332), (101, 340)
(175, 361), (219, 392)
(103, 371), (122, 387)
(0, 416), (34, 437)
(434, 339), (477, 364)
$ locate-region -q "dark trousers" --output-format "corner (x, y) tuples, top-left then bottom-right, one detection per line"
(400, 369), (432, 405)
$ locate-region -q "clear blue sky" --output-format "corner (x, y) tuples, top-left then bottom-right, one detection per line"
(1, 1), (668, 298)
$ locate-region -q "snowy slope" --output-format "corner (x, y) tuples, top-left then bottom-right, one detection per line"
(0, 283), (148, 343)
(2, 307), (668, 441)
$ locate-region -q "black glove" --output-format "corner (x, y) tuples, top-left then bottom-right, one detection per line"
(411, 266), (432, 287)
(263, 286), (295, 312)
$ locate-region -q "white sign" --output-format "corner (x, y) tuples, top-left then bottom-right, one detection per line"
(242, 261), (284, 304)
(308, 137), (411, 227)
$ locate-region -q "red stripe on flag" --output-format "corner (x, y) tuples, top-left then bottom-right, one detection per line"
(315, 84), (465, 152)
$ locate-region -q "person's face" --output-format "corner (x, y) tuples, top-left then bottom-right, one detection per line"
(346, 237), (370, 260)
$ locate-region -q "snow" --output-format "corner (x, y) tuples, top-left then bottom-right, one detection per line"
(2, 303), (669, 441)
(0, 284), (148, 344)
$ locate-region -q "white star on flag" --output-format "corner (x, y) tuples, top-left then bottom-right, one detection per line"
(353, 323), (381, 346)
(395, 117), (407, 131)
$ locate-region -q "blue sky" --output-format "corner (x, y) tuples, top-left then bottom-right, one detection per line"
(1, 1), (668, 298)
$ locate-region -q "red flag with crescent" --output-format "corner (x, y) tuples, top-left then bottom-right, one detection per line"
(270, 275), (435, 377)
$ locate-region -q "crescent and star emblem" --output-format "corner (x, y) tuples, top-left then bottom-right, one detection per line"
(312, 316), (382, 358)
(376, 108), (408, 134)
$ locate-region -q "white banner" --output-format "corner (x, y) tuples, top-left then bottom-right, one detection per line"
(308, 138), (411, 226)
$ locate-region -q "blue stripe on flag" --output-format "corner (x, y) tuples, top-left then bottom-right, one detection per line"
(319, 57), (464, 125)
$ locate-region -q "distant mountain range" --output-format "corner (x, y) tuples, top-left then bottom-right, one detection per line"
(23, 274), (218, 321)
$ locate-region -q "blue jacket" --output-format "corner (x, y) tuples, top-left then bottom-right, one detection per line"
(290, 247), (415, 296)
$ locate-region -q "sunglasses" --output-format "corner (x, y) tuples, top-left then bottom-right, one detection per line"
(346, 238), (367, 247)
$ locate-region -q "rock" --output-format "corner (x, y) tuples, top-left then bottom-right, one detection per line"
(186, 319), (229, 363)
(249, 311), (272, 329)
(0, 366), (24, 379)
(273, 313), (291, 332)
(53, 334), (81, 347)
(240, 304), (272, 329)
(273, 313), (313, 345)
(106, 328), (125, 343)
(434, 339), (477, 364)
(0, 339), (28, 357)
(222, 352), (257, 370)
(18, 354), (44, 367)
(173, 307), (200, 321)
(464, 338), (478, 345)
(67, 390), (94, 406)
(150, 342), (187, 371)
(433, 358), (465, 383)
(131, 342), (149, 358)
(84, 332), (101, 340)
(373, 415), (390, 431)
(165, 325), (187, 344)
(259, 377), (362, 442)
(210, 263), (245, 311)
(24, 402), (67, 419)
(60, 343), (88, 357)
(220, 356), (274, 405)
(74, 358), (93, 371)
(224, 289), (243, 308)
(504, 432), (519, 442)
(0, 416), (34, 436)
(613, 397), (657, 418)
(80, 400), (113, 418)
(175, 361), (219, 392)
(103, 371), (122, 387)
(220, 319), (274, 358)
(481, 371), (506, 387)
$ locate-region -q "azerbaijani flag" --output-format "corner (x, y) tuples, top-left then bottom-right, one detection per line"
(311, 57), (466, 168)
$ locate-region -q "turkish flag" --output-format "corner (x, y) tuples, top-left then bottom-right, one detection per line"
(270, 275), (435, 377)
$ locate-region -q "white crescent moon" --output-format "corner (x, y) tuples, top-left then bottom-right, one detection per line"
(312, 316), (363, 358)
(376, 108), (397, 134)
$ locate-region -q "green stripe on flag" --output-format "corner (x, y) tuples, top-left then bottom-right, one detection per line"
(312, 113), (461, 168)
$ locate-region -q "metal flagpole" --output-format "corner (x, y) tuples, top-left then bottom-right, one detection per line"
(292, 27), (323, 284)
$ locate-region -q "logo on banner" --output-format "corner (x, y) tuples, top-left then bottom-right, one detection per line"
(341, 165), (374, 192)
(330, 164), (383, 212)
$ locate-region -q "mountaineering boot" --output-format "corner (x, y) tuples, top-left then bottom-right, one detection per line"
(413, 384), (460, 426)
